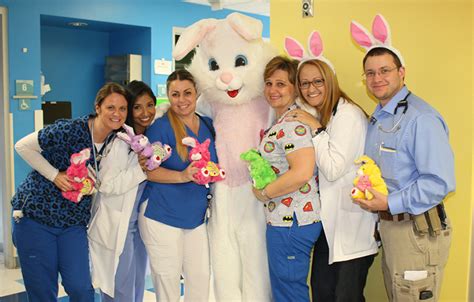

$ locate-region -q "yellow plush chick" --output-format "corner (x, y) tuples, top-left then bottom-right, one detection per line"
(351, 155), (388, 200)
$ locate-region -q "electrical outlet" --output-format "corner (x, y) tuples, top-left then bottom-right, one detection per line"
(302, 0), (314, 18)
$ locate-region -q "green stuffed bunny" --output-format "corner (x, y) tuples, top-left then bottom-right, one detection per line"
(240, 149), (277, 190)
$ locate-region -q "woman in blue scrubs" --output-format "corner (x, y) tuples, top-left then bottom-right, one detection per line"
(138, 70), (215, 302)
(252, 56), (322, 302)
(12, 83), (129, 302)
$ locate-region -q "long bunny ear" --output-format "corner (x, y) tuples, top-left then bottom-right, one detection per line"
(182, 137), (197, 148)
(350, 21), (375, 50)
(173, 19), (218, 61)
(284, 37), (305, 60)
(122, 124), (135, 136)
(227, 12), (262, 41)
(308, 31), (323, 57)
(351, 14), (405, 66)
(80, 148), (91, 161)
(372, 14), (391, 45)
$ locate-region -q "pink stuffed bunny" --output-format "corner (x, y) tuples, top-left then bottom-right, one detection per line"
(182, 137), (225, 187)
(62, 148), (96, 203)
(117, 124), (172, 170)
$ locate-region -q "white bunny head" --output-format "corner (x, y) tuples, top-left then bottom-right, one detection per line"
(172, 13), (276, 106)
(284, 31), (336, 74)
(350, 14), (405, 66)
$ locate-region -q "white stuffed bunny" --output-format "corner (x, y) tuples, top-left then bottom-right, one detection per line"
(173, 12), (275, 301)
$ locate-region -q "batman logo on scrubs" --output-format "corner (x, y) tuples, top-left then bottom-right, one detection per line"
(282, 215), (293, 222)
(268, 131), (277, 138)
(284, 143), (295, 151)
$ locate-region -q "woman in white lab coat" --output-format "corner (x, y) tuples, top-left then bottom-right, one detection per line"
(288, 58), (378, 302)
(88, 81), (159, 302)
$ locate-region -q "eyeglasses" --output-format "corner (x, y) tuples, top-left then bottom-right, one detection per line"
(363, 67), (398, 80)
(299, 78), (325, 89)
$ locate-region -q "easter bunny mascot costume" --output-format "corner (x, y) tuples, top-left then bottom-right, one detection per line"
(173, 12), (275, 301)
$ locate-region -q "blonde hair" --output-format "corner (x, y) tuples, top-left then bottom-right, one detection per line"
(297, 60), (366, 127)
(166, 69), (198, 162)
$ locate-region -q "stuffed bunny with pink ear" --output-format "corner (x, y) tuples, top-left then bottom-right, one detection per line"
(350, 14), (405, 66)
(62, 148), (96, 203)
(117, 124), (172, 170)
(182, 137), (225, 187)
(284, 31), (336, 74)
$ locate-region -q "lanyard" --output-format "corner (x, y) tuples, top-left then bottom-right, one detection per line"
(90, 119), (115, 189)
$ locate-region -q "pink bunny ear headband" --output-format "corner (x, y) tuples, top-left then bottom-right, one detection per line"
(284, 31), (336, 74)
(350, 14), (405, 66)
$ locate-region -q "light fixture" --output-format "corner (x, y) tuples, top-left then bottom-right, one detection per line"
(68, 21), (88, 27)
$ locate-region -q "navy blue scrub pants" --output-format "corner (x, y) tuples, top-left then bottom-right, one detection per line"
(13, 217), (95, 302)
(266, 219), (322, 302)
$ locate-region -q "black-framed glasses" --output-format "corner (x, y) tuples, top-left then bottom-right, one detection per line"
(299, 78), (325, 89)
(362, 66), (398, 80)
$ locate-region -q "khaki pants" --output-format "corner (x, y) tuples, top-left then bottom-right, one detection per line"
(380, 219), (451, 302)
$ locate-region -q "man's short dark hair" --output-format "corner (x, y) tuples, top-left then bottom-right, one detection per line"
(363, 48), (402, 69)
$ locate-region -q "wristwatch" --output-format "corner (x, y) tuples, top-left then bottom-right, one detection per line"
(312, 126), (326, 137)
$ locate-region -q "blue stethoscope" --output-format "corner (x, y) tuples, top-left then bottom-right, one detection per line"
(371, 92), (410, 133)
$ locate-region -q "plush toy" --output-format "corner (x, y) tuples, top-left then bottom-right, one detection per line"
(117, 124), (172, 170)
(351, 155), (388, 200)
(182, 137), (225, 187)
(240, 149), (276, 190)
(173, 12), (275, 300)
(62, 148), (96, 203)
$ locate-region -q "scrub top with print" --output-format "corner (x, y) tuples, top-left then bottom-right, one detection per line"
(258, 108), (321, 227)
(11, 115), (95, 228)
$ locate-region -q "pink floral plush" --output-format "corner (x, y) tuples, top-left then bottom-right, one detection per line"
(62, 148), (96, 203)
(182, 137), (225, 187)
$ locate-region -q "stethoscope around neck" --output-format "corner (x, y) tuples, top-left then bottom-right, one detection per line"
(370, 92), (411, 133)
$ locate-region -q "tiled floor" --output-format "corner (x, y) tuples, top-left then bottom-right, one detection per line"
(0, 253), (181, 302)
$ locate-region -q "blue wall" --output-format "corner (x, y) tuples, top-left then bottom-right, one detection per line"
(41, 25), (110, 118)
(0, 0), (269, 187)
(109, 27), (152, 82)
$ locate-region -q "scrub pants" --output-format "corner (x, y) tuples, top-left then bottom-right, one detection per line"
(12, 217), (95, 302)
(266, 219), (322, 302)
(139, 202), (210, 302)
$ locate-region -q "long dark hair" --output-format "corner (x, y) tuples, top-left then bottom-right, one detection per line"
(125, 80), (156, 129)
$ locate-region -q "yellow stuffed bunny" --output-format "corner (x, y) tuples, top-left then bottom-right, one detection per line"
(351, 155), (388, 200)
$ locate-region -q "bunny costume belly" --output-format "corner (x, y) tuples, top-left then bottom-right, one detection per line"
(207, 99), (272, 301)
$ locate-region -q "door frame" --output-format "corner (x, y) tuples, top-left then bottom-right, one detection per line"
(0, 6), (16, 269)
